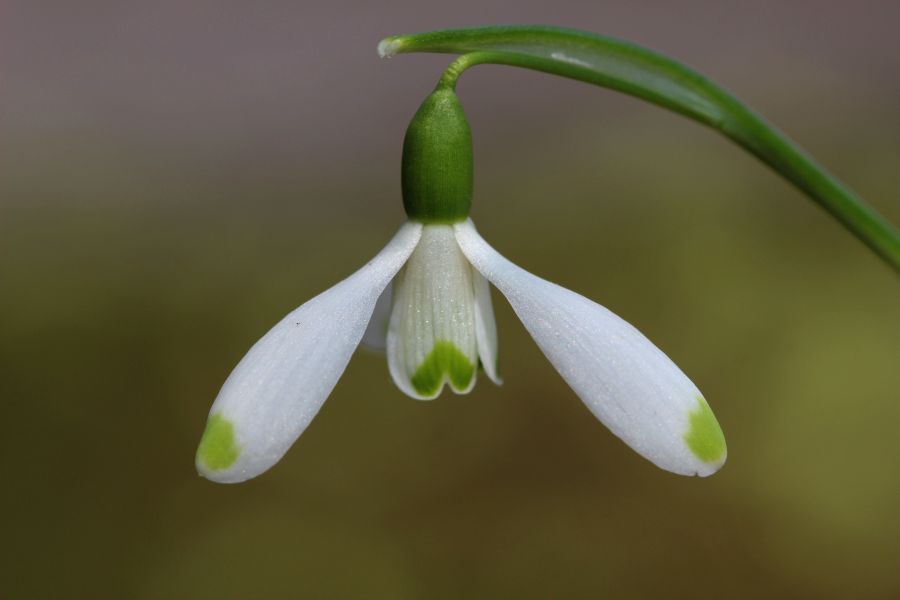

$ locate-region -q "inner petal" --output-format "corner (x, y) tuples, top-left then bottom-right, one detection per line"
(387, 224), (478, 399)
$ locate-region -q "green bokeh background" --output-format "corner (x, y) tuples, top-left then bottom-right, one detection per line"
(3, 2), (899, 598)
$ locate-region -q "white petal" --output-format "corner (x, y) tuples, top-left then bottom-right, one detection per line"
(387, 224), (479, 400)
(454, 220), (725, 477)
(360, 283), (392, 352)
(473, 268), (501, 384)
(196, 222), (422, 483)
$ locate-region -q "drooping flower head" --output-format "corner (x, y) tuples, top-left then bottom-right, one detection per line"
(196, 83), (726, 484)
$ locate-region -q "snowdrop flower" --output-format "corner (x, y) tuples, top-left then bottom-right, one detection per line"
(196, 87), (726, 483)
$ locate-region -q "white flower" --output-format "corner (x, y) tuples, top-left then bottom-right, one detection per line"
(196, 219), (726, 483)
(196, 82), (726, 484)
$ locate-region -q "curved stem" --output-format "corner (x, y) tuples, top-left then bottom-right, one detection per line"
(381, 26), (900, 273)
(437, 53), (495, 89)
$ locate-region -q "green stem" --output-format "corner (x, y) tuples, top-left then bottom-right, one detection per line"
(380, 25), (900, 273)
(436, 53), (495, 89)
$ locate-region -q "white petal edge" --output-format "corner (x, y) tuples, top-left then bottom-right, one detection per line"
(473, 268), (502, 385)
(454, 220), (725, 477)
(197, 222), (422, 483)
(360, 282), (392, 352)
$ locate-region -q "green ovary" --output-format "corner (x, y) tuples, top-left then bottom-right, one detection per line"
(410, 340), (476, 396)
(196, 413), (240, 471)
(684, 396), (727, 463)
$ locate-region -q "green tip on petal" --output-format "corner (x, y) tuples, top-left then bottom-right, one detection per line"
(684, 396), (727, 464)
(411, 340), (476, 397)
(196, 413), (240, 472)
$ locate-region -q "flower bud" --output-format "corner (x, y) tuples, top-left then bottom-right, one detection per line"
(401, 87), (473, 223)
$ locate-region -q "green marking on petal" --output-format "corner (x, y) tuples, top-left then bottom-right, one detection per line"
(684, 396), (727, 463)
(196, 413), (240, 471)
(410, 340), (475, 396)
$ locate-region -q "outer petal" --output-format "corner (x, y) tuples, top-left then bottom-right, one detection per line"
(454, 220), (725, 477)
(196, 222), (423, 483)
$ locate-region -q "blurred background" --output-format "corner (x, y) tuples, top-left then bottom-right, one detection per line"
(2, 1), (899, 598)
